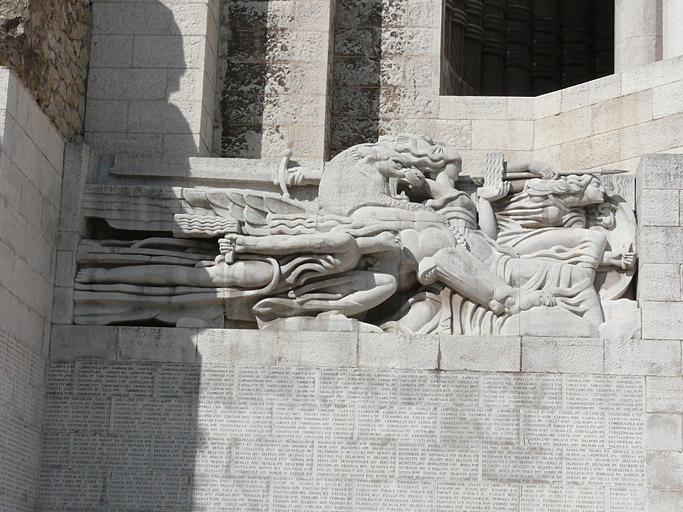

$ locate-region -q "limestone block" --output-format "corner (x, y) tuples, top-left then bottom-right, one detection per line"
(92, 2), (171, 35)
(118, 327), (197, 363)
(506, 97), (535, 121)
(275, 331), (357, 367)
(88, 68), (167, 101)
(638, 227), (683, 263)
(132, 36), (204, 69)
(127, 100), (201, 134)
(593, 90), (652, 135)
(624, 53), (683, 93)
(621, 114), (683, 160)
(642, 303), (683, 340)
(427, 120), (472, 149)
(196, 329), (277, 365)
(54, 251), (76, 289)
(85, 132), (163, 158)
(439, 96), (507, 120)
(637, 153), (683, 191)
(439, 335), (520, 372)
(638, 264), (682, 301)
(562, 74), (623, 113)
(557, 131), (622, 171)
(521, 337), (604, 373)
(648, 451), (683, 491)
(639, 190), (680, 226)
(50, 325), (118, 360)
(647, 376), (683, 412)
(534, 90), (562, 118)
(168, 3), (210, 36)
(51, 287), (74, 325)
(84, 100), (129, 133)
(90, 35), (133, 68)
(654, 81), (683, 120)
(605, 339), (682, 376)
(648, 490), (683, 512)
(358, 333), (438, 369)
(647, 414), (683, 451)
(471, 120), (534, 151)
(534, 107), (593, 150)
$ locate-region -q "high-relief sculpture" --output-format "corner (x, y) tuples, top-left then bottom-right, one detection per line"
(74, 135), (638, 337)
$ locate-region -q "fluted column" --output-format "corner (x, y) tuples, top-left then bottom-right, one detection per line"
(663, 0), (683, 59)
(562, 0), (593, 87)
(505, 0), (533, 96)
(464, 0), (485, 93)
(614, 0), (661, 72)
(531, 0), (561, 95)
(443, 0), (468, 94)
(481, 0), (506, 95)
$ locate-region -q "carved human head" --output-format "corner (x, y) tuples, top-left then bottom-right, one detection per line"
(526, 174), (605, 207)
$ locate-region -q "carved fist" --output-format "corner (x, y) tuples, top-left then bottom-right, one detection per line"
(618, 250), (636, 270)
(478, 181), (511, 202)
(527, 160), (558, 179)
(403, 168), (425, 187)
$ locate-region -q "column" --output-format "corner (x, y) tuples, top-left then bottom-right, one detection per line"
(663, 0), (683, 59)
(614, 0), (662, 72)
(481, 0), (506, 95)
(464, 0), (485, 93)
(531, 0), (561, 96)
(505, 0), (533, 96)
(442, 0), (468, 95)
(562, 0), (593, 87)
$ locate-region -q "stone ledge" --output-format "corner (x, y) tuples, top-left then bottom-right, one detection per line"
(50, 326), (683, 375)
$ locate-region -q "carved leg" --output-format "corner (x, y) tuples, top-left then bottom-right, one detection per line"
(416, 245), (514, 314)
(253, 271), (398, 321)
(76, 261), (275, 289)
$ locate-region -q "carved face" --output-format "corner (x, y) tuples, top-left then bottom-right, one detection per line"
(579, 178), (605, 205)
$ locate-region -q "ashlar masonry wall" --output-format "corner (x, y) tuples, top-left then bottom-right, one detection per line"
(0, 68), (65, 511)
(38, 325), (683, 512)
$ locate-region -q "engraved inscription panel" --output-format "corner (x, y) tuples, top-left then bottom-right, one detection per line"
(38, 362), (646, 511)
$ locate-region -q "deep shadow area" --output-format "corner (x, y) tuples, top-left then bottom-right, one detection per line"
(442, 0), (615, 96)
(38, 329), (201, 511)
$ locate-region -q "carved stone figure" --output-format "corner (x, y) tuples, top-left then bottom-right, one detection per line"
(73, 135), (638, 337)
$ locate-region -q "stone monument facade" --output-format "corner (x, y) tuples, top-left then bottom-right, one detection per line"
(1, 0), (683, 511)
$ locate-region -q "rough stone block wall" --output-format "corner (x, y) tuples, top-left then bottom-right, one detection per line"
(329, 0), (439, 156)
(85, 0), (219, 160)
(218, 0), (334, 161)
(0, 69), (65, 511)
(0, 0), (90, 139)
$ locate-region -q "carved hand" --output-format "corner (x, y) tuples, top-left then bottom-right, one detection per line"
(478, 181), (511, 201)
(527, 160), (558, 179)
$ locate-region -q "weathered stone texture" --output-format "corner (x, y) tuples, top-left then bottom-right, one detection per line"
(0, 0), (90, 139)
(39, 332), (648, 511)
(0, 69), (65, 511)
(219, 0), (333, 160)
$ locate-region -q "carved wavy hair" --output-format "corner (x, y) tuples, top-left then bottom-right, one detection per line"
(377, 134), (461, 175)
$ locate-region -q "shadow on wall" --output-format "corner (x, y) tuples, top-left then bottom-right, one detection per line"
(85, 0), (197, 163)
(37, 331), (203, 511)
(329, 0), (383, 156)
(218, 0), (268, 158)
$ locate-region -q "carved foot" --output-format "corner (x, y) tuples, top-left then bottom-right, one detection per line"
(75, 268), (100, 283)
(508, 290), (557, 315)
